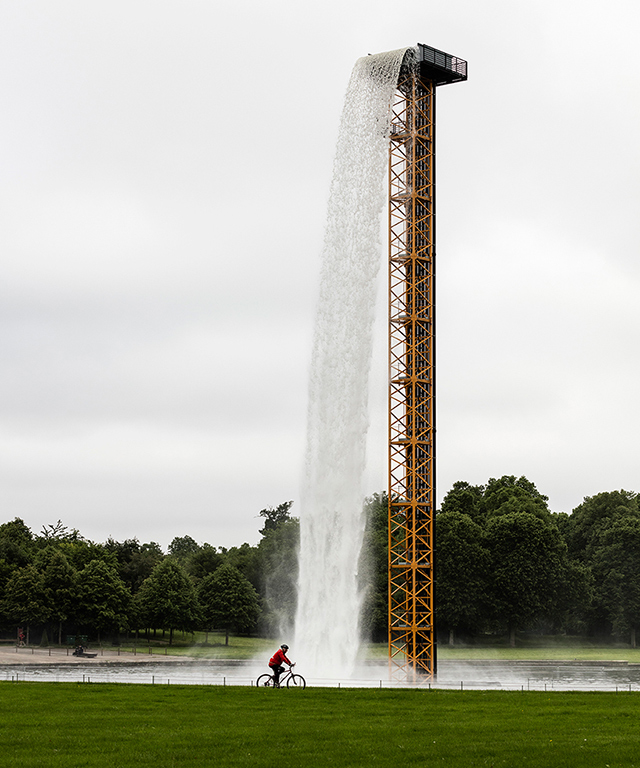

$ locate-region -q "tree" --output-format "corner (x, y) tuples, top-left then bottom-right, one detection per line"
(564, 490), (640, 562)
(77, 560), (131, 643)
(2, 565), (49, 645)
(440, 481), (486, 522)
(591, 517), (640, 645)
(0, 518), (34, 569)
(484, 512), (565, 645)
(358, 493), (388, 642)
(168, 535), (200, 562)
(548, 558), (593, 636)
(256, 518), (299, 636)
(39, 520), (81, 542)
(435, 511), (491, 644)
(483, 476), (551, 521)
(258, 501), (293, 536)
(36, 547), (79, 645)
(198, 564), (260, 645)
(221, 543), (259, 591)
(561, 490), (639, 638)
(104, 538), (164, 594)
(185, 543), (223, 582)
(136, 559), (199, 644)
(58, 539), (116, 571)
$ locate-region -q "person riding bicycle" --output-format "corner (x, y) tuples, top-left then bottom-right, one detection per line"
(269, 644), (293, 687)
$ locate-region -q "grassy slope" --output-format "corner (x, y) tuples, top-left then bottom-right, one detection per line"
(1, 682), (639, 767)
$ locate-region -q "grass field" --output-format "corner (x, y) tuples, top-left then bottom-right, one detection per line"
(436, 646), (640, 662)
(1, 682), (639, 767)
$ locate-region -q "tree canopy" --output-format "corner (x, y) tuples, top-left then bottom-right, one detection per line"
(198, 564), (260, 644)
(0, 484), (638, 649)
(136, 559), (199, 644)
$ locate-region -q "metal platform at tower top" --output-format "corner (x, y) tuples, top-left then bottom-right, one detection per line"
(416, 43), (467, 86)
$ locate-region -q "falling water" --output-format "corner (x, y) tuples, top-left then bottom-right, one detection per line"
(295, 47), (414, 679)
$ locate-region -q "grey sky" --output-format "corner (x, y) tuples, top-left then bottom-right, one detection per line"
(1, 0), (638, 549)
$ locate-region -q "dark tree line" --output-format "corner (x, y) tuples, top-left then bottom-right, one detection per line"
(0, 505), (298, 645)
(435, 478), (640, 646)
(2, 479), (637, 648)
(358, 480), (640, 648)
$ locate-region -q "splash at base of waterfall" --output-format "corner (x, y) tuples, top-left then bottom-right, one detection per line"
(294, 47), (414, 679)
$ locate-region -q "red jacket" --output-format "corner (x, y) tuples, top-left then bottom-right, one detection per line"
(269, 649), (291, 667)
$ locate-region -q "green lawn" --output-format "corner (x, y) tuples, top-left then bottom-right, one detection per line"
(365, 640), (640, 663)
(437, 646), (640, 662)
(0, 682), (639, 767)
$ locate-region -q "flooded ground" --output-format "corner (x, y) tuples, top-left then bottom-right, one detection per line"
(2, 649), (640, 690)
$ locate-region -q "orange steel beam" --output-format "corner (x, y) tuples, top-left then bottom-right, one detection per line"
(388, 67), (437, 681)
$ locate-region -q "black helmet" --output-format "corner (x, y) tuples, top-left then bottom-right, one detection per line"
(281, 644), (289, 651)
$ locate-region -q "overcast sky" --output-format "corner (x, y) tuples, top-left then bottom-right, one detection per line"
(1, 0), (638, 550)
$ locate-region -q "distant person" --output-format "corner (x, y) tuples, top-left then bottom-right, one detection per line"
(269, 644), (292, 687)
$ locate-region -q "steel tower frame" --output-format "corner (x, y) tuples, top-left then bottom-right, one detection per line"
(388, 45), (467, 680)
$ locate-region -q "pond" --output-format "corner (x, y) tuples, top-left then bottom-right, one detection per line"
(2, 658), (640, 691)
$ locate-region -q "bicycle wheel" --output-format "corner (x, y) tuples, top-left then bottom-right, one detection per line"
(257, 674), (276, 688)
(286, 674), (306, 690)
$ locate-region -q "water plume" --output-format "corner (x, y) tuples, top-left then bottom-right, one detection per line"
(295, 47), (414, 679)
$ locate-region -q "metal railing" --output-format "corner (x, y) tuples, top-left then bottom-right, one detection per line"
(417, 43), (467, 81)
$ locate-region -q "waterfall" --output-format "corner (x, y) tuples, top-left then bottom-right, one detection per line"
(294, 47), (413, 679)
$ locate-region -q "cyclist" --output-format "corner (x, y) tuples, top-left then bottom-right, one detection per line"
(269, 644), (293, 687)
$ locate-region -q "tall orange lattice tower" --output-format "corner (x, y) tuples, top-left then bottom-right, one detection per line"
(388, 44), (467, 680)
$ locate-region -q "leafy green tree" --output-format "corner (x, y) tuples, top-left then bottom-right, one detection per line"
(35, 547), (79, 645)
(483, 476), (551, 521)
(440, 481), (486, 522)
(39, 520), (82, 543)
(0, 518), (34, 569)
(560, 490), (639, 638)
(58, 539), (116, 571)
(168, 535), (200, 563)
(258, 501), (293, 535)
(564, 490), (640, 562)
(185, 543), (223, 583)
(591, 517), (640, 645)
(136, 559), (199, 644)
(77, 560), (131, 643)
(103, 538), (164, 594)
(199, 564), (260, 645)
(359, 493), (388, 642)
(484, 512), (565, 645)
(549, 558), (593, 635)
(2, 565), (49, 644)
(221, 542), (259, 591)
(435, 510), (491, 644)
(256, 518), (299, 636)
(0, 558), (15, 599)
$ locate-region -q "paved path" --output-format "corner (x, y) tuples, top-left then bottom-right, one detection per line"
(0, 646), (198, 665)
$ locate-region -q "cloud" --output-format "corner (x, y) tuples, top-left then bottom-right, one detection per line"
(0, 0), (638, 547)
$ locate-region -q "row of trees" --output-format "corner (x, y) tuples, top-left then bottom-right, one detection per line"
(1, 478), (638, 647)
(0, 504), (298, 645)
(436, 479), (640, 646)
(355, 479), (640, 648)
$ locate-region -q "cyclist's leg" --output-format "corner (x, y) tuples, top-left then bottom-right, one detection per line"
(269, 664), (281, 686)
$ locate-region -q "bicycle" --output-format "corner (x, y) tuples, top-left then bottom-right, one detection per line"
(257, 663), (306, 690)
